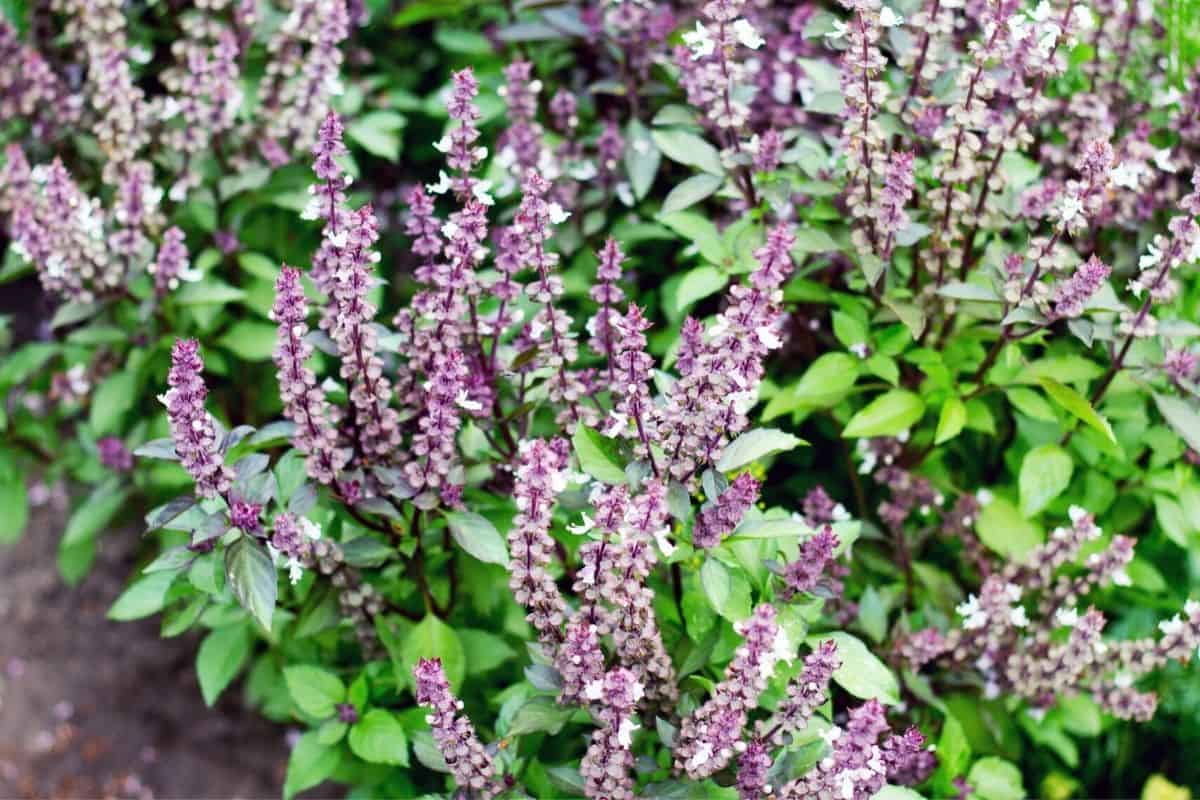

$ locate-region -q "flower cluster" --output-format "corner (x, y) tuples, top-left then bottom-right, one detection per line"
(161, 339), (234, 499)
(413, 658), (499, 798)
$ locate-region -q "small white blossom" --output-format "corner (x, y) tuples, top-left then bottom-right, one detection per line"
(826, 19), (849, 40)
(879, 7), (904, 26)
(454, 390), (483, 411)
(732, 18), (765, 49)
(1154, 148), (1177, 173)
(683, 22), (716, 60)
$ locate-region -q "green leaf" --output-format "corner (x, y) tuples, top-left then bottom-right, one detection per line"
(225, 537), (278, 632)
(660, 173), (723, 214)
(934, 714), (972, 796)
(572, 426), (626, 484)
(790, 228), (842, 255)
(1039, 378), (1116, 443)
(1154, 494), (1192, 548)
(793, 353), (860, 409)
(1154, 393), (1200, 453)
(89, 371), (136, 435)
(716, 428), (806, 471)
(196, 623), (252, 707)
(218, 320), (278, 361)
(651, 128), (724, 175)
(444, 510), (508, 566)
(401, 615), (465, 692)
(935, 396), (967, 444)
(174, 279), (246, 306)
(349, 709), (410, 766)
(669, 265), (728, 317)
(347, 111), (406, 161)
(967, 757), (1025, 800)
(107, 571), (176, 620)
(843, 390), (925, 438)
(700, 558), (731, 616)
(881, 298), (926, 340)
(0, 453), (29, 544)
(507, 696), (576, 736)
(937, 281), (1002, 302)
(61, 483), (128, 548)
(1018, 444), (1073, 517)
(283, 665), (347, 719)
(283, 730), (340, 800)
(976, 497), (1044, 559)
(806, 632), (900, 705)
(1007, 387), (1058, 422)
(872, 788), (927, 800)
(0, 342), (56, 389)
(624, 120), (660, 201)
(459, 629), (517, 675)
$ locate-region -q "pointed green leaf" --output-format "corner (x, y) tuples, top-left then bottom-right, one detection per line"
(843, 390), (925, 438)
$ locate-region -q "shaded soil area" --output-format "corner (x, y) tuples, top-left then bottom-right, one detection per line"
(0, 499), (291, 799)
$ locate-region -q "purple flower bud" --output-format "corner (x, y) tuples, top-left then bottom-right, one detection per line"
(694, 473), (760, 549)
(413, 658), (499, 798)
(97, 436), (133, 472)
(163, 339), (233, 499)
(149, 226), (191, 296)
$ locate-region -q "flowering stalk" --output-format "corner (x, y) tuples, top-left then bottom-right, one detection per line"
(162, 339), (234, 499)
(413, 658), (500, 798)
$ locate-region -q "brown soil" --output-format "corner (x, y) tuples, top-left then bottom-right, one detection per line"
(0, 498), (293, 799)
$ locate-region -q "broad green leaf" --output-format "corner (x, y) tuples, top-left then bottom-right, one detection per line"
(700, 558), (731, 616)
(806, 632), (900, 705)
(225, 536), (278, 631)
(459, 629), (517, 674)
(624, 119), (660, 201)
(0, 342), (56, 388)
(669, 265), (728, 317)
(1018, 444), (1073, 517)
(61, 482), (128, 548)
(791, 228), (841, 255)
(660, 173), (723, 214)
(976, 497), (1043, 559)
(107, 570), (176, 620)
(349, 709), (410, 766)
(445, 510), (508, 566)
(871, 788), (926, 800)
(347, 111), (406, 161)
(507, 696), (575, 736)
(283, 731), (340, 800)
(0, 451), (29, 544)
(1154, 495), (1192, 547)
(658, 211), (726, 265)
(934, 714), (972, 796)
(89, 371), (136, 435)
(937, 281), (1002, 302)
(401, 615), (465, 691)
(716, 428), (806, 471)
(793, 353), (860, 408)
(882, 298), (926, 340)
(1154, 393), (1200, 452)
(843, 390), (925, 438)
(968, 757), (1025, 800)
(283, 665), (346, 719)
(935, 397), (967, 444)
(651, 128), (723, 175)
(175, 279), (246, 306)
(196, 623), (252, 707)
(218, 320), (278, 361)
(1039, 378), (1116, 443)
(572, 426), (626, 484)
(1007, 387), (1058, 422)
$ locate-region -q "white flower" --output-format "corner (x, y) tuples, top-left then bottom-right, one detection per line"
(849, 342), (870, 358)
(1111, 161), (1144, 189)
(297, 517), (321, 541)
(831, 503), (851, 522)
(825, 19), (849, 40)
(1152, 86), (1183, 107)
(1031, 1), (1054, 22)
(1159, 615), (1185, 636)
(1111, 569), (1132, 587)
(652, 526), (676, 557)
(1010, 606), (1029, 628)
(1037, 24), (1060, 58)
(1058, 193), (1084, 226)
(976, 488), (995, 506)
(547, 202), (571, 225)
(455, 390), (483, 411)
(432, 135), (451, 153)
(683, 22), (716, 60)
(427, 170), (453, 195)
(617, 718), (640, 748)
(756, 325), (783, 348)
(879, 7), (904, 27)
(732, 18), (765, 49)
(1114, 671), (1134, 688)
(820, 725), (843, 744)
(1154, 148), (1177, 173)
(1068, 505), (1088, 524)
(584, 680), (604, 701)
(472, 180), (495, 206)
(568, 512), (595, 535)
(1185, 599), (1200, 616)
(287, 555), (305, 585)
(1027, 706), (1047, 722)
(1055, 606), (1080, 628)
(1139, 243), (1162, 270)
(957, 595), (987, 629)
(687, 742), (713, 771)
